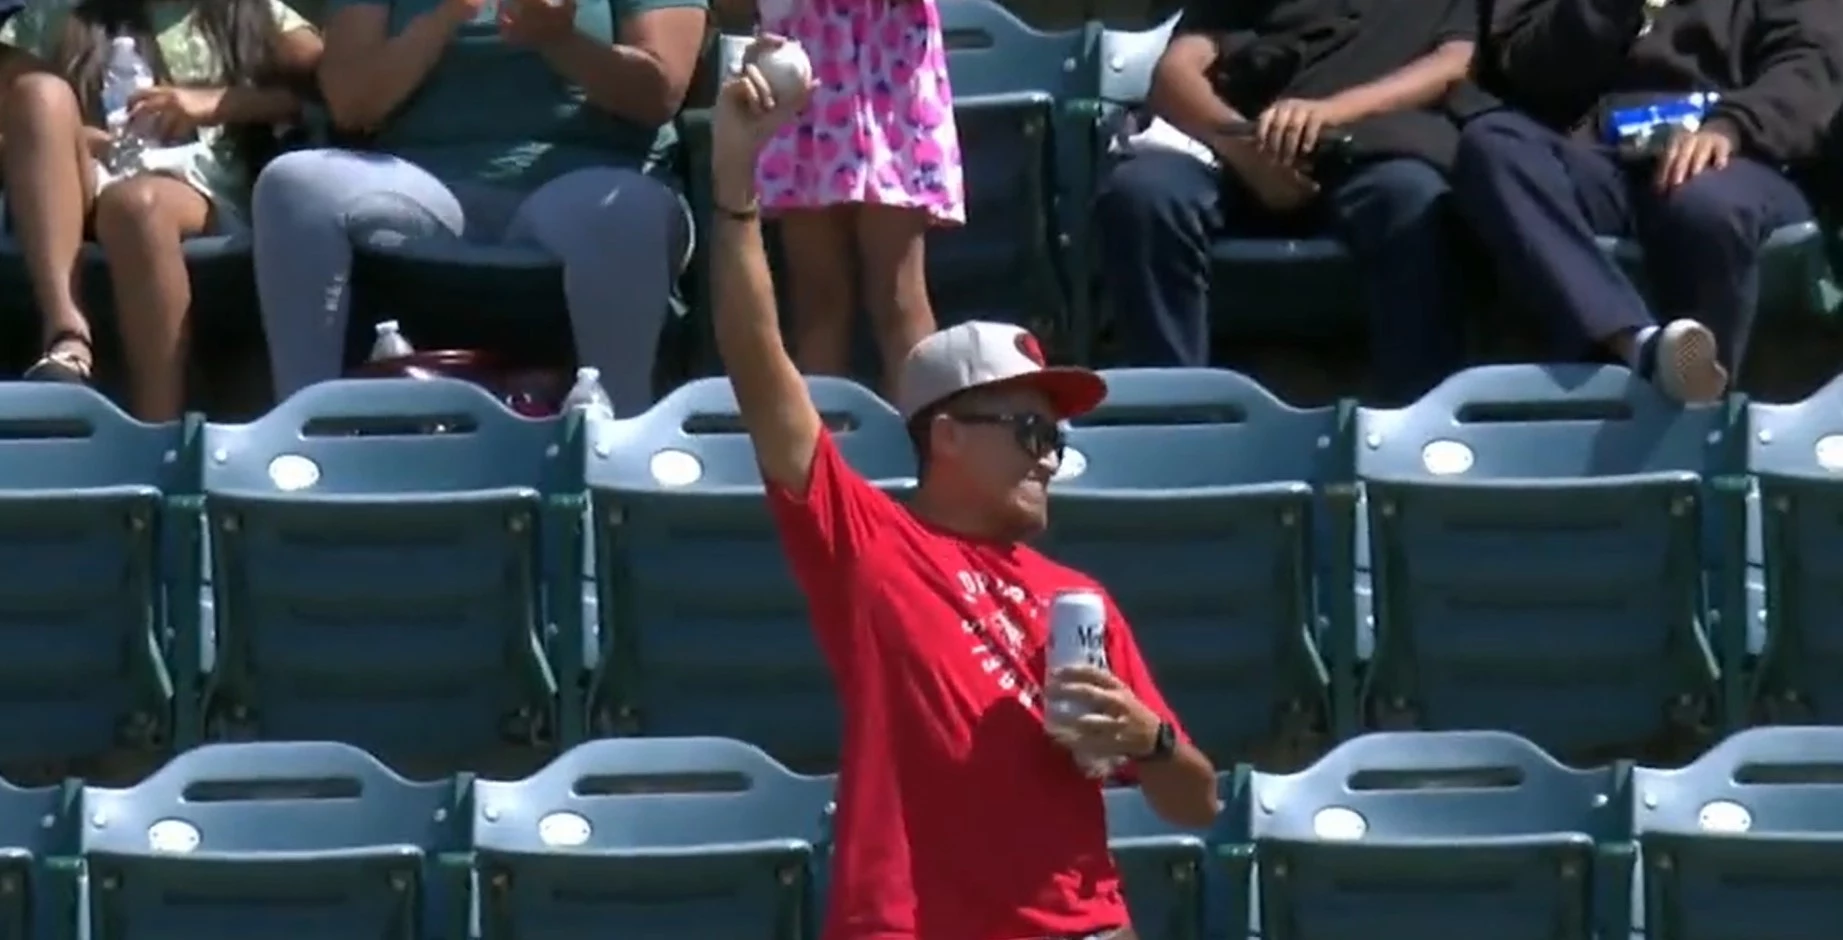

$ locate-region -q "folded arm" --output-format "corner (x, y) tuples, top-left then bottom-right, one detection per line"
(1149, 31), (1245, 147)
(318, 0), (468, 132)
(1322, 40), (1475, 124)
(537, 4), (706, 126)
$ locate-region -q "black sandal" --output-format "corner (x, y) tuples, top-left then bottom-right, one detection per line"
(23, 329), (94, 384)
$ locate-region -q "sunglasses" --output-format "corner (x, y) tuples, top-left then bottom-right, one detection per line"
(947, 411), (1067, 462)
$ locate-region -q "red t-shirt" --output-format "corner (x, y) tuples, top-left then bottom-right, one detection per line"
(766, 430), (1186, 940)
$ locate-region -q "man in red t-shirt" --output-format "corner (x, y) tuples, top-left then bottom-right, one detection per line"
(708, 38), (1222, 940)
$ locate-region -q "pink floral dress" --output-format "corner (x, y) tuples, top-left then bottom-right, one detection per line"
(756, 0), (967, 225)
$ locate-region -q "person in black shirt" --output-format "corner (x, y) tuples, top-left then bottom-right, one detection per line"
(1093, 0), (1482, 402)
(1453, 0), (1843, 403)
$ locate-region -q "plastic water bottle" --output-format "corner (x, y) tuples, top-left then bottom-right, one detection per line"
(560, 366), (615, 421)
(561, 367), (616, 637)
(369, 320), (414, 361)
(100, 36), (155, 175)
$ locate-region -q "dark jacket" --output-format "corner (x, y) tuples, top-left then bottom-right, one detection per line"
(1185, 0), (1492, 172)
(1485, 0), (1843, 165)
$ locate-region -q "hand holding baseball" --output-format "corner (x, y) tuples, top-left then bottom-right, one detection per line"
(711, 34), (815, 201)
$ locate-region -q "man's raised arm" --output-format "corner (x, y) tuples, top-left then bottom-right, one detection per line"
(708, 38), (823, 490)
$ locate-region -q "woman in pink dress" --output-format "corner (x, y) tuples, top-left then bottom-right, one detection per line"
(727, 0), (965, 390)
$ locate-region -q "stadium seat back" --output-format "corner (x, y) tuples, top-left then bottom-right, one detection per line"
(0, 776), (77, 940)
(1096, 13), (1176, 105)
(1104, 778), (1227, 940)
(1747, 373), (1843, 723)
(931, 0), (1097, 341)
(1357, 365), (1724, 756)
(82, 741), (465, 940)
(1636, 726), (1843, 940)
(200, 379), (565, 772)
(472, 736), (832, 940)
(0, 385), (182, 767)
(1041, 369), (1335, 765)
(1360, 364), (1718, 479)
(590, 377), (912, 489)
(1059, 368), (1339, 487)
(1254, 731), (1630, 940)
(586, 378), (911, 770)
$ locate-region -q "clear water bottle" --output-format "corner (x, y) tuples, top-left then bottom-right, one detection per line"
(560, 366), (615, 421)
(369, 319), (414, 361)
(100, 36), (155, 175)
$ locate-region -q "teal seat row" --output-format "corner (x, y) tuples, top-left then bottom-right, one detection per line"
(2, 726), (1840, 940)
(0, 362), (1838, 777)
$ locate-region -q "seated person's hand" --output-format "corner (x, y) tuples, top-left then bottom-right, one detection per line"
(127, 86), (223, 142)
(1213, 135), (1321, 212)
(1654, 123), (1737, 193)
(499, 0), (578, 48)
(1254, 97), (1350, 167)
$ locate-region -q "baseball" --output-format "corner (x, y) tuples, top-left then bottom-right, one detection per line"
(754, 40), (813, 101)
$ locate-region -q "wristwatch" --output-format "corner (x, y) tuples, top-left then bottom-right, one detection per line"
(1138, 721), (1177, 763)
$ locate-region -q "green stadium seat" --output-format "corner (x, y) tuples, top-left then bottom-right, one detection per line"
(1080, 15), (1175, 359)
(349, 237), (572, 368)
(194, 378), (567, 774)
(0, 775), (77, 940)
(471, 736), (833, 940)
(936, 0), (1099, 348)
(583, 377), (913, 771)
(1244, 730), (1632, 940)
(1040, 368), (1338, 767)
(81, 741), (466, 940)
(0, 384), (184, 770)
(1103, 779), (1223, 940)
(1746, 372), (1843, 723)
(1356, 364), (1728, 759)
(1635, 725), (1843, 940)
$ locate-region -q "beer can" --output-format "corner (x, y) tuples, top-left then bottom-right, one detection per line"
(1045, 589), (1119, 773)
(1047, 588), (1109, 674)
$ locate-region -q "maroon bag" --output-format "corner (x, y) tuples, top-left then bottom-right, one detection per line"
(350, 349), (570, 418)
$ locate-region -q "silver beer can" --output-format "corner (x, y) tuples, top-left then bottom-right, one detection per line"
(1047, 588), (1108, 672)
(1047, 589), (1108, 722)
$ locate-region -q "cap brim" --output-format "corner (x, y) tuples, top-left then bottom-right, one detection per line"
(984, 367), (1107, 419)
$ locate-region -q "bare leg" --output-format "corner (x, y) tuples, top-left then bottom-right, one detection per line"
(777, 206), (858, 377)
(856, 204), (938, 396)
(92, 175), (210, 420)
(3, 72), (99, 378)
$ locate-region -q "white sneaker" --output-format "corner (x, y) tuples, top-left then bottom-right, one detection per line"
(1647, 319), (1728, 404)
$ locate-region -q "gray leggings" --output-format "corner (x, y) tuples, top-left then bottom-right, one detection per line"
(252, 148), (689, 415)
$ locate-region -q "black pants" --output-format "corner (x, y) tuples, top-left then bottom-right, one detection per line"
(1450, 109), (1814, 369)
(1093, 149), (1468, 403)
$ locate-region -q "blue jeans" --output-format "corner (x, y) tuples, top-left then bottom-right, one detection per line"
(1094, 149), (1468, 403)
(1451, 109), (1814, 368)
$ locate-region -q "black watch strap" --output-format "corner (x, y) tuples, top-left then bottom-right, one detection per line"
(1139, 721), (1177, 763)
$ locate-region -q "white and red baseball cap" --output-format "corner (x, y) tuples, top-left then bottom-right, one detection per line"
(894, 321), (1106, 421)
